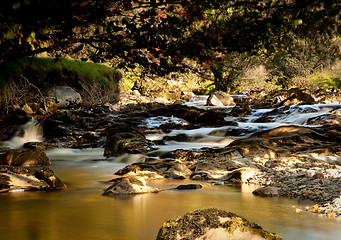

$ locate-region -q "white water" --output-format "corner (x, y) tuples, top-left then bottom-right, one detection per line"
(1, 118), (43, 149)
(143, 103), (341, 153)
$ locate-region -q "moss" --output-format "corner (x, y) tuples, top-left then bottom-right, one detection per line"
(1, 57), (120, 86)
(127, 177), (144, 186)
(156, 208), (282, 240)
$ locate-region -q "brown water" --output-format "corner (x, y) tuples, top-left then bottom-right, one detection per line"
(1, 156), (341, 240)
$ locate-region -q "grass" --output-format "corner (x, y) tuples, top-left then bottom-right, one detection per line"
(0, 57), (121, 90)
(0, 57), (122, 108)
(310, 71), (341, 89)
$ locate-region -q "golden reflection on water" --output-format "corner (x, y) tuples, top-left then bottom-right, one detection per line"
(1, 161), (341, 240)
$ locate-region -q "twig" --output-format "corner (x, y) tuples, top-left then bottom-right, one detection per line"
(20, 75), (48, 113)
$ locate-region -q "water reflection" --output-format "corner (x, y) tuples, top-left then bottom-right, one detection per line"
(1, 174), (341, 240)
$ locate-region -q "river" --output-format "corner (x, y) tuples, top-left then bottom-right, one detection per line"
(1, 100), (341, 239)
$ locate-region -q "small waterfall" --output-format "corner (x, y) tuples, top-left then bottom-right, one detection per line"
(1, 118), (44, 149)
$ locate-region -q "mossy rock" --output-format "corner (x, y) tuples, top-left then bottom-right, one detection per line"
(156, 208), (282, 240)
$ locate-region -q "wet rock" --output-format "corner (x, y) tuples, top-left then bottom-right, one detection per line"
(172, 107), (202, 124)
(161, 150), (197, 162)
(206, 94), (224, 106)
(253, 187), (280, 197)
(209, 128), (252, 137)
(73, 132), (102, 149)
(0, 166), (65, 192)
(162, 134), (201, 142)
(23, 142), (59, 150)
(306, 114), (341, 125)
(197, 110), (230, 126)
(0, 149), (50, 166)
(264, 161), (277, 168)
(104, 126), (154, 157)
(207, 91), (235, 106)
(102, 176), (161, 195)
(230, 105), (251, 117)
(189, 162), (231, 180)
(175, 184), (202, 190)
(223, 167), (261, 183)
(115, 160), (192, 180)
(279, 91), (315, 106)
(33, 167), (66, 189)
(314, 87), (341, 104)
(156, 208), (282, 240)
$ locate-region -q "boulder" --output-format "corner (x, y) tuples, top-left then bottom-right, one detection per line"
(230, 105), (252, 117)
(197, 110), (234, 126)
(156, 208), (282, 240)
(279, 91), (315, 106)
(115, 160), (192, 180)
(104, 126), (154, 157)
(0, 166), (65, 192)
(207, 91), (235, 106)
(207, 94), (224, 107)
(0, 149), (50, 166)
(253, 187), (280, 197)
(48, 86), (82, 107)
(223, 167), (261, 183)
(102, 176), (161, 196)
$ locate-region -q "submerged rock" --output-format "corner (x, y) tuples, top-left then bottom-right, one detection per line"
(175, 184), (202, 190)
(156, 208), (282, 240)
(253, 187), (280, 198)
(0, 166), (65, 192)
(103, 176), (161, 195)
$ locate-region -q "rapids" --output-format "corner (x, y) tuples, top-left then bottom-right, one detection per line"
(1, 99), (341, 240)
(1, 118), (43, 149)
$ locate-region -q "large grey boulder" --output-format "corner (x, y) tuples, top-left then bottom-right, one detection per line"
(48, 86), (82, 107)
(157, 208), (282, 240)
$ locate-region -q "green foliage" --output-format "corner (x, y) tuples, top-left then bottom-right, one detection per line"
(311, 70), (341, 89)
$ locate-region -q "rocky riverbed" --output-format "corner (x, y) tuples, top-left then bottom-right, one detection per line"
(1, 87), (341, 223)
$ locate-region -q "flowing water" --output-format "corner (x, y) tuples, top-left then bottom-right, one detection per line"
(1, 102), (341, 240)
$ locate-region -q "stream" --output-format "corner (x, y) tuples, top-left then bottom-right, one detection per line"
(1, 100), (341, 240)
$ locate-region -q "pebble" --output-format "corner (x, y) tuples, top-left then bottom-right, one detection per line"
(247, 162), (341, 218)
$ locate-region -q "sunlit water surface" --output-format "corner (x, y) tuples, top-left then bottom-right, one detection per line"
(1, 152), (341, 240)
